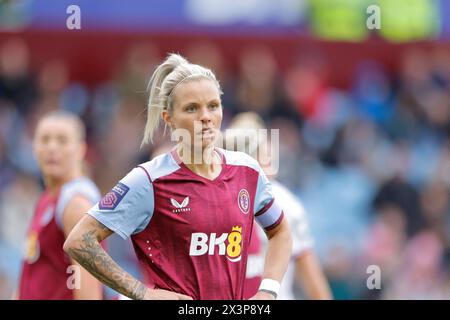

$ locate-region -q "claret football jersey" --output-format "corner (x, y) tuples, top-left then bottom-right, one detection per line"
(19, 177), (100, 300)
(88, 148), (284, 300)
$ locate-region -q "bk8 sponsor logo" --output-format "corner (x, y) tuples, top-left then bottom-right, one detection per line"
(189, 226), (243, 262)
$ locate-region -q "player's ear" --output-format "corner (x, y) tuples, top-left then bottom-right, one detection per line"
(162, 110), (173, 128)
(79, 141), (87, 159)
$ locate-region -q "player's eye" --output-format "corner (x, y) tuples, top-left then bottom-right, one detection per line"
(185, 104), (197, 112)
(40, 135), (50, 144)
(209, 103), (220, 110)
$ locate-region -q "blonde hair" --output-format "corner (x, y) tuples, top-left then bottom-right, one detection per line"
(142, 53), (222, 147)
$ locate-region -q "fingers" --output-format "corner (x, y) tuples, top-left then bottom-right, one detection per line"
(146, 288), (193, 300)
(177, 293), (194, 300)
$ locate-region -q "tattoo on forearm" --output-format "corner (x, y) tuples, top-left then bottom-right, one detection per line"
(66, 221), (147, 300)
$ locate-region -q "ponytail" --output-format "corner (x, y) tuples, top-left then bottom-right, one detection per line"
(141, 54), (188, 147)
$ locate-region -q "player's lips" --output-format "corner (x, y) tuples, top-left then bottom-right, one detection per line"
(197, 128), (214, 135)
(202, 129), (216, 138)
(44, 158), (59, 165)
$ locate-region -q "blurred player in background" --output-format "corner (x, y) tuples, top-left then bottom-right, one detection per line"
(16, 111), (103, 300)
(64, 53), (292, 300)
(223, 112), (332, 300)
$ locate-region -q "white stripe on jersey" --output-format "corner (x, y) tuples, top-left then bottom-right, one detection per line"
(271, 181), (314, 256)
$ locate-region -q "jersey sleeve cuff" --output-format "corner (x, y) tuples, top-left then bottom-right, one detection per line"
(88, 211), (129, 240)
(255, 199), (284, 231)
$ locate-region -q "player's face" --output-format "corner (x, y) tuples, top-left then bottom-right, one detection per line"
(33, 118), (85, 181)
(166, 79), (222, 150)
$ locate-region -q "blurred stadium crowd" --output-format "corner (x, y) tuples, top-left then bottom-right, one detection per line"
(1, 36), (450, 299)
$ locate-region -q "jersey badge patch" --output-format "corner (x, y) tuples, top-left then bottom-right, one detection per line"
(99, 182), (129, 210)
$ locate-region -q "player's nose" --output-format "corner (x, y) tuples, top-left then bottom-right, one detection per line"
(44, 138), (59, 152)
(198, 105), (212, 123)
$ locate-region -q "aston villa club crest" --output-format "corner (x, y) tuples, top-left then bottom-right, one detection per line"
(99, 182), (129, 210)
(237, 189), (250, 214)
(25, 231), (40, 264)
